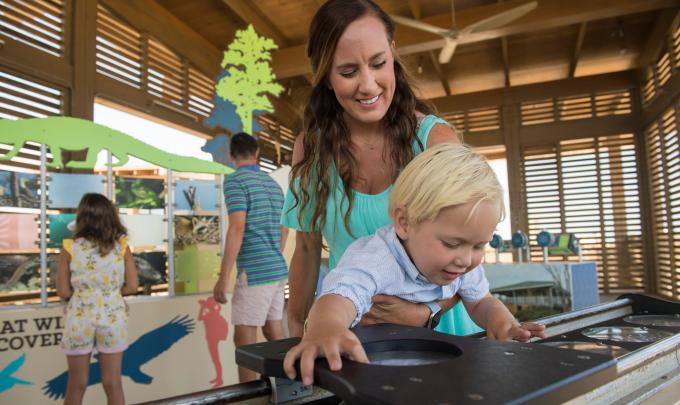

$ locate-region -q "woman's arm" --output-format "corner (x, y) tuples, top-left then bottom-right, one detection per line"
(426, 122), (462, 147)
(288, 230), (322, 337)
(359, 294), (459, 327)
(121, 247), (139, 295)
(56, 249), (73, 300)
(286, 132), (324, 337)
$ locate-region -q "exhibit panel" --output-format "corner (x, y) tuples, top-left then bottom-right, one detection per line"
(0, 293), (239, 404)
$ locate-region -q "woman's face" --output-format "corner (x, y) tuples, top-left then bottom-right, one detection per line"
(328, 15), (396, 127)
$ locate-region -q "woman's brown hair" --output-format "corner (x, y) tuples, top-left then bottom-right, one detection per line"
(290, 0), (434, 235)
(74, 193), (127, 256)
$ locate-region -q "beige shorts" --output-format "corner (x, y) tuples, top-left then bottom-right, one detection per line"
(231, 272), (287, 326)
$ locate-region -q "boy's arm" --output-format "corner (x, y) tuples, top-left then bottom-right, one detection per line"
(464, 294), (545, 341)
(283, 294), (368, 386)
(213, 210), (246, 304)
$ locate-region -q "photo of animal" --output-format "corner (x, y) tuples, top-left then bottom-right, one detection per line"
(174, 216), (220, 246)
(0, 254), (58, 291)
(133, 252), (166, 286)
(0, 169), (39, 209)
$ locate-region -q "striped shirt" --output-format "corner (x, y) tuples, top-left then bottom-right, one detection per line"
(224, 164), (287, 286)
(320, 224), (489, 326)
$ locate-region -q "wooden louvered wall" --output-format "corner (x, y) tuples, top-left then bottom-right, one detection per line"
(0, 0), (296, 170)
(0, 0), (66, 57)
(645, 104), (680, 300)
(521, 135), (644, 293)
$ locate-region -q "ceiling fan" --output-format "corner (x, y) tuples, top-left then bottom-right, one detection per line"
(391, 1), (538, 64)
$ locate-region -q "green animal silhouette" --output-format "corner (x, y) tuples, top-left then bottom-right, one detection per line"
(0, 117), (233, 175)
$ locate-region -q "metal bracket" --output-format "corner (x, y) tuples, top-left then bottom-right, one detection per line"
(268, 377), (313, 403)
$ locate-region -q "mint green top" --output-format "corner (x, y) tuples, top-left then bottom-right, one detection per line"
(282, 114), (483, 336)
(282, 115), (446, 268)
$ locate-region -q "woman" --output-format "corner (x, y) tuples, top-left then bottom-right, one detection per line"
(283, 0), (480, 337)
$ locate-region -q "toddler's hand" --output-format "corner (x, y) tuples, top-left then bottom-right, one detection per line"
(487, 319), (546, 341)
(283, 326), (369, 386)
(510, 322), (545, 341)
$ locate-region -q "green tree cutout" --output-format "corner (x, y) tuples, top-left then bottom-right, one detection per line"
(215, 24), (283, 135)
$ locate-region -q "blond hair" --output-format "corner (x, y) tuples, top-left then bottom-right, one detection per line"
(388, 143), (505, 225)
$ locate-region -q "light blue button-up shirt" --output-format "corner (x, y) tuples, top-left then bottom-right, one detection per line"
(320, 224), (490, 326)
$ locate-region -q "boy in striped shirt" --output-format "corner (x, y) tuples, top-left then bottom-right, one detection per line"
(213, 132), (288, 383)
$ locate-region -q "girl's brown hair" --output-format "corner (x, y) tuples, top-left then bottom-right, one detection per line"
(74, 193), (127, 256)
(290, 0), (434, 234)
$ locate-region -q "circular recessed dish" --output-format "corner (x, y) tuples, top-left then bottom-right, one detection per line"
(364, 339), (461, 367)
(540, 341), (630, 357)
(368, 350), (455, 366)
(582, 326), (674, 343)
(623, 314), (680, 327)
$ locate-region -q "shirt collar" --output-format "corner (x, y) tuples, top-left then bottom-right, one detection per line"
(383, 225), (430, 284)
(238, 164), (260, 172)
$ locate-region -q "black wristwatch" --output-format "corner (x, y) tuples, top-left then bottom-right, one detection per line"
(424, 301), (443, 329)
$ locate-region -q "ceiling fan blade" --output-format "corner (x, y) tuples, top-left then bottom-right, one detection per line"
(438, 37), (458, 64)
(391, 14), (453, 37)
(460, 1), (537, 35)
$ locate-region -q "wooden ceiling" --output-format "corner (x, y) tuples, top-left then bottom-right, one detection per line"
(152, 0), (679, 122)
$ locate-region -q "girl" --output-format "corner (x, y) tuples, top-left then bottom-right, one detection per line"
(56, 193), (138, 405)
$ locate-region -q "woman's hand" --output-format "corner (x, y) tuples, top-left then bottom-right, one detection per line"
(359, 295), (431, 327)
(283, 325), (368, 386)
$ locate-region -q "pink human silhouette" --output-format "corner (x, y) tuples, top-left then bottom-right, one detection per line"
(197, 297), (229, 387)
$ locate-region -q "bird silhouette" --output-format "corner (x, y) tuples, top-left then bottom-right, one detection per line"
(42, 315), (195, 400)
(0, 353), (32, 393)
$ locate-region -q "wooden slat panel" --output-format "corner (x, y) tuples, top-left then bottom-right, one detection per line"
(0, 69), (63, 120)
(0, 0), (65, 57)
(522, 133), (645, 293)
(96, 5), (143, 89)
(645, 104), (680, 300)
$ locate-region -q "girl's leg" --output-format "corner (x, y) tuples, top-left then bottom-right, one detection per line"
(98, 352), (124, 405)
(64, 353), (92, 405)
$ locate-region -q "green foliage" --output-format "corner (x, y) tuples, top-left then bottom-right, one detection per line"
(216, 24), (284, 134)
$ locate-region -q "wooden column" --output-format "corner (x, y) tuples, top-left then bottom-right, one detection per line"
(501, 93), (526, 236)
(631, 82), (657, 294)
(70, 0), (97, 119)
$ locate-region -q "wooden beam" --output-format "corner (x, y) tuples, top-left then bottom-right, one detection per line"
(520, 115), (635, 146)
(568, 22), (587, 78)
(501, 37), (510, 87)
(432, 70), (636, 113)
(100, 0), (301, 132)
(636, 9), (680, 68)
(642, 73), (680, 125)
(101, 0), (222, 77)
(221, 0), (289, 47)
(428, 51), (451, 96)
(408, 0), (422, 20)
(272, 0), (678, 79)
(0, 38), (71, 88)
